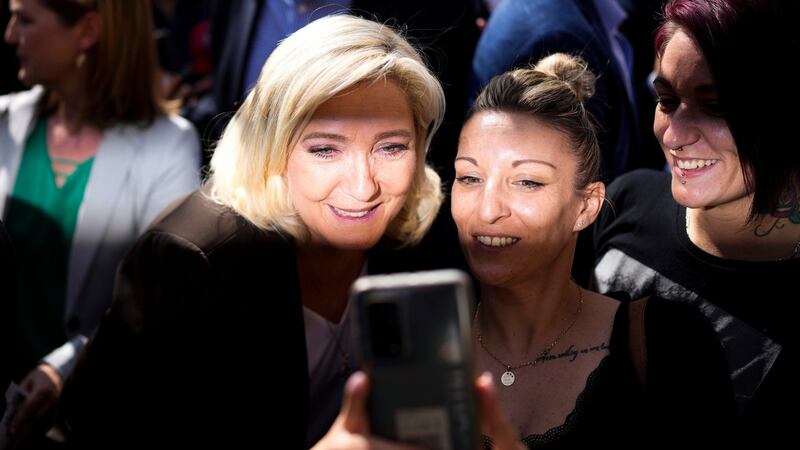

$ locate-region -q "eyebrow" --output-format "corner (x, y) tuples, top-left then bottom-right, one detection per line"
(653, 76), (717, 94)
(301, 129), (413, 143)
(374, 129), (413, 141)
(512, 159), (556, 169)
(454, 157), (556, 169)
(302, 132), (347, 142)
(455, 156), (478, 166)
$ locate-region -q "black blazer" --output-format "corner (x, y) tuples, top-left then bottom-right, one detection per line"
(61, 187), (466, 447)
(62, 189), (310, 448)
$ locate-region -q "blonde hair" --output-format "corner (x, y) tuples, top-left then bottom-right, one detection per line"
(469, 53), (600, 189)
(208, 15), (445, 246)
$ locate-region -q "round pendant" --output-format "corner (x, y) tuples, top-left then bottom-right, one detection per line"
(500, 371), (515, 386)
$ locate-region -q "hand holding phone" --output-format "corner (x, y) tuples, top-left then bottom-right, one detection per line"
(351, 270), (479, 450)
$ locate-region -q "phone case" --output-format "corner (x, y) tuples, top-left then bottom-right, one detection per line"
(351, 269), (479, 450)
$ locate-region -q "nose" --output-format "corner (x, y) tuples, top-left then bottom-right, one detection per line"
(346, 152), (379, 202)
(659, 104), (700, 151)
(478, 179), (510, 224)
(4, 16), (17, 45)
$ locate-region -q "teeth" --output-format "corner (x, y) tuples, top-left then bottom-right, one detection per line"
(676, 159), (718, 170)
(476, 236), (519, 247)
(333, 207), (369, 218)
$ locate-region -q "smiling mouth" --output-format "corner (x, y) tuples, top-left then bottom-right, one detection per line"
(475, 235), (520, 248)
(330, 205), (379, 219)
(675, 158), (718, 170)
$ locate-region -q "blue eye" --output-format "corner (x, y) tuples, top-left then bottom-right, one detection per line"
(378, 143), (409, 158)
(309, 146), (338, 160)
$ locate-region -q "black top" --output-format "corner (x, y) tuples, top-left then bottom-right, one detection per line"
(593, 169), (798, 445)
(483, 294), (735, 449)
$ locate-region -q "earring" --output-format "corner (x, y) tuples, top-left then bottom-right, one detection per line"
(576, 221), (584, 229)
(75, 52), (86, 69)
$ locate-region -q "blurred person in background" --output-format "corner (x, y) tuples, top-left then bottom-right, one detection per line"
(0, 0), (200, 446)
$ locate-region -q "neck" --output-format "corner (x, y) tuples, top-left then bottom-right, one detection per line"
(478, 274), (580, 356)
(50, 73), (88, 131)
(687, 194), (800, 261)
(296, 244), (367, 323)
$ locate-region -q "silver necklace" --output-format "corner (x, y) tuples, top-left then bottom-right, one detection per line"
(474, 285), (584, 387)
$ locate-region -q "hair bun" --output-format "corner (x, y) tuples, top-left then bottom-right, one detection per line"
(533, 53), (596, 102)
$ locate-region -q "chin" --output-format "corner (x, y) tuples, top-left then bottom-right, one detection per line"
(324, 234), (383, 251)
(671, 181), (707, 209)
(467, 262), (518, 288)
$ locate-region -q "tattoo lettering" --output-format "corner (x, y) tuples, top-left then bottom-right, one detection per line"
(540, 342), (610, 363)
(757, 188), (800, 237)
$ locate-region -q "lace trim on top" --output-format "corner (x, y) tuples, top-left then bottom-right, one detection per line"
(481, 355), (612, 449)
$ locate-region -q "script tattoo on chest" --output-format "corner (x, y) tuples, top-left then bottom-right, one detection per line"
(540, 342), (610, 363)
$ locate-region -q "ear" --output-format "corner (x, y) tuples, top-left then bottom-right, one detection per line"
(573, 181), (605, 232)
(76, 11), (101, 51)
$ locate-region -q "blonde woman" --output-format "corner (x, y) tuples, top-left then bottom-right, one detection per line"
(61, 14), (445, 449)
(1, 0), (199, 445)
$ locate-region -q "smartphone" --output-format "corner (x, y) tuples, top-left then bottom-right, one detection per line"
(351, 269), (479, 450)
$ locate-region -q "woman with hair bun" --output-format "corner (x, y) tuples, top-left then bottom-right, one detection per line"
(452, 52), (735, 448)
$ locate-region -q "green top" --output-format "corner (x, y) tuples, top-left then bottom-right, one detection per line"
(5, 118), (95, 380)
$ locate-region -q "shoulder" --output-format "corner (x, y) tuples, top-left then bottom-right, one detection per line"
(597, 170), (673, 230)
(488, 0), (588, 29)
(0, 87), (43, 122)
(117, 113), (200, 170)
(144, 187), (292, 259)
(0, 87), (43, 113)
(135, 113), (199, 146)
(606, 169), (670, 204)
(643, 296), (724, 363)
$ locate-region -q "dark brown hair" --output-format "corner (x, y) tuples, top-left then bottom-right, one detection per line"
(655, 0), (800, 221)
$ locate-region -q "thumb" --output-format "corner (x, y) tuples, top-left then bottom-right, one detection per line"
(19, 371), (37, 393)
(340, 371), (371, 434)
(476, 372), (523, 450)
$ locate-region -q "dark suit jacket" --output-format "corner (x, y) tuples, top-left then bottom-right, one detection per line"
(0, 220), (14, 412)
(60, 186), (467, 447)
(62, 189), (310, 448)
(469, 0), (639, 182)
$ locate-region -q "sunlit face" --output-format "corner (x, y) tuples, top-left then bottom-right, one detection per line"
(286, 80), (417, 250)
(451, 111), (588, 288)
(4, 0), (85, 87)
(654, 28), (747, 210)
